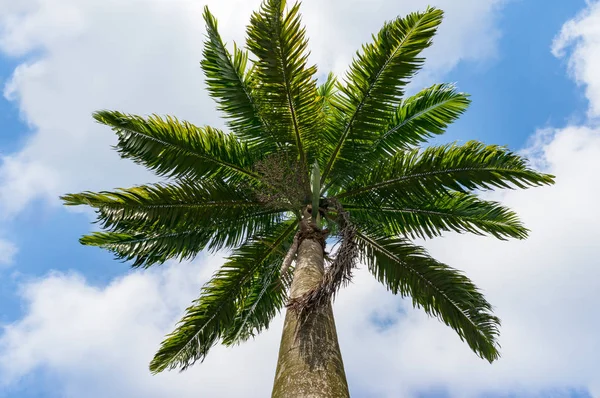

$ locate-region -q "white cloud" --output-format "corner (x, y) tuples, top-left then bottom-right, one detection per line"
(0, 238), (17, 265)
(0, 0), (507, 218)
(0, 257), (284, 397)
(1, 125), (600, 397)
(552, 0), (600, 118)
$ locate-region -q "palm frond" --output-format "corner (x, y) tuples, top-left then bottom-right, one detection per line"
(94, 111), (261, 182)
(221, 252), (288, 345)
(374, 83), (470, 155)
(149, 220), (296, 373)
(337, 141), (555, 200)
(320, 7), (444, 187)
(79, 229), (212, 268)
(356, 231), (500, 362)
(61, 179), (269, 232)
(247, 0), (321, 167)
(202, 7), (277, 151)
(344, 192), (528, 240)
(315, 72), (345, 168)
(78, 208), (286, 268)
(317, 72), (337, 99)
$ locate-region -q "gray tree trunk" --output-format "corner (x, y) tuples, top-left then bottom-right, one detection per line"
(271, 232), (350, 397)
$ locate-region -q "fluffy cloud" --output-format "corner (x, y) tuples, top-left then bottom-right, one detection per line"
(0, 238), (17, 265)
(1, 124), (600, 397)
(552, 0), (600, 118)
(0, 257), (284, 397)
(0, 0), (506, 217)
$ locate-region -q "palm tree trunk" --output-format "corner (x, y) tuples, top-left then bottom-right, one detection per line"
(271, 226), (350, 397)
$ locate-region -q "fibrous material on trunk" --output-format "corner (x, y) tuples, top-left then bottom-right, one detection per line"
(288, 200), (359, 315)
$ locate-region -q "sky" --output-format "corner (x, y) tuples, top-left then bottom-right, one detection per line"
(0, 0), (599, 397)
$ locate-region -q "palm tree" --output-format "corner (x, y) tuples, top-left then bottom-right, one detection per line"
(61, 1), (554, 396)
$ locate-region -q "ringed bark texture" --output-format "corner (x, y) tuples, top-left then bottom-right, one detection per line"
(271, 234), (349, 398)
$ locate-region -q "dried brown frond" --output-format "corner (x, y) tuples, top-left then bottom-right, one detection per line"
(288, 199), (359, 314)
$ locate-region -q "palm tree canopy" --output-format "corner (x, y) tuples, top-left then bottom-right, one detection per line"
(62, 0), (554, 374)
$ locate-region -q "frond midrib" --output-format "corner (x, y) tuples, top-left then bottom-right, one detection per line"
(93, 228), (205, 247)
(94, 200), (262, 211)
(320, 11), (429, 185)
(276, 25), (306, 167)
(356, 231), (489, 340)
(337, 166), (521, 199)
(89, 210), (283, 247)
(203, 7), (279, 147)
(346, 204), (521, 230)
(376, 94), (461, 143)
(231, 260), (281, 342)
(117, 125), (262, 181)
(161, 220), (297, 369)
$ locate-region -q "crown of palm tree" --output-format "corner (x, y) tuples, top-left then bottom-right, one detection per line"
(62, 0), (554, 374)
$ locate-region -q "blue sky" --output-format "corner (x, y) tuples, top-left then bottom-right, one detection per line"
(1, 0), (600, 397)
(441, 0), (587, 148)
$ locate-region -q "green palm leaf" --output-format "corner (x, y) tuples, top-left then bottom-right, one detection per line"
(61, 179), (269, 232)
(78, 207), (286, 268)
(321, 7), (444, 187)
(149, 220), (296, 373)
(315, 72), (345, 167)
(94, 111), (261, 182)
(338, 141), (555, 200)
(79, 229), (213, 268)
(221, 252), (288, 345)
(373, 83), (470, 155)
(202, 7), (277, 151)
(247, 0), (320, 167)
(325, 83), (470, 192)
(317, 72), (337, 100)
(356, 231), (500, 362)
(344, 192), (527, 240)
